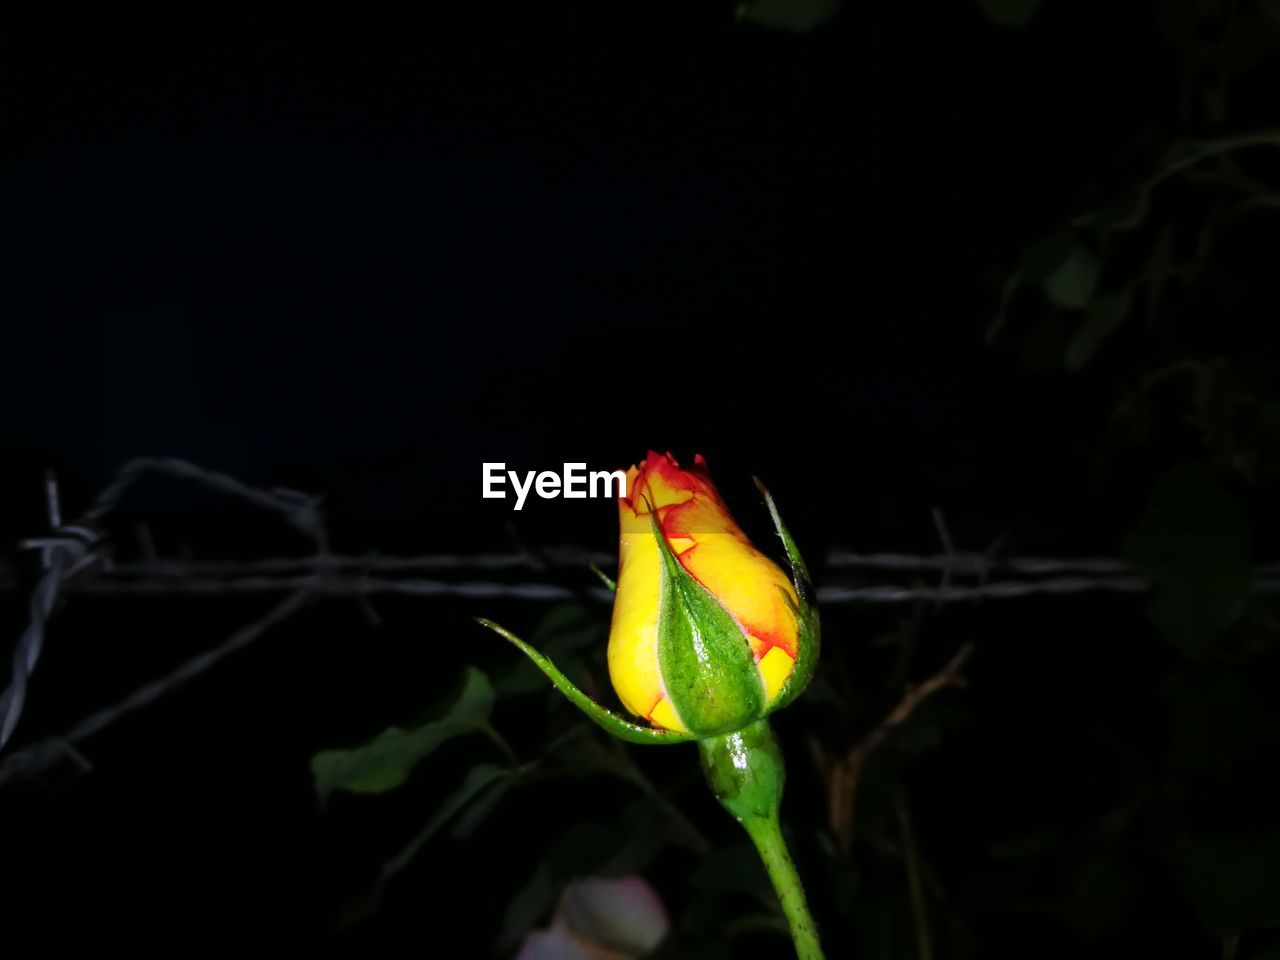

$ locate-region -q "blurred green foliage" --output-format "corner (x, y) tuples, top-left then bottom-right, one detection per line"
(311, 666), (495, 802)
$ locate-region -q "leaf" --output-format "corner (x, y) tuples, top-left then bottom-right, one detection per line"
(1015, 314), (1069, 373)
(451, 769), (515, 839)
(1068, 856), (1138, 935)
(601, 802), (668, 875)
(1163, 667), (1266, 779)
(1043, 244), (1101, 310)
(1064, 290), (1132, 371)
(736, 0), (842, 32)
(1177, 833), (1280, 935)
(977, 0), (1041, 27)
(339, 763), (514, 926)
(548, 822), (625, 878)
(379, 764), (511, 882)
(1020, 231), (1076, 280)
(1096, 184), (1151, 232)
(1144, 225), (1176, 323)
(988, 831), (1063, 860)
(311, 667), (494, 802)
(1123, 463), (1251, 658)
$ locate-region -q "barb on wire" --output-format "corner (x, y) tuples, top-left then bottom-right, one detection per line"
(930, 507), (956, 612)
(0, 472), (101, 752)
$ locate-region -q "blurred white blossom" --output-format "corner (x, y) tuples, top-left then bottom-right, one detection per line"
(516, 875), (669, 960)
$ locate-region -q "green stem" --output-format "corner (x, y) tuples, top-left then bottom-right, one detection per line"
(697, 720), (825, 960)
(741, 812), (825, 960)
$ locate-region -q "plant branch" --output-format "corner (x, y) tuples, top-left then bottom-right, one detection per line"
(822, 643), (974, 854)
(896, 789), (933, 960)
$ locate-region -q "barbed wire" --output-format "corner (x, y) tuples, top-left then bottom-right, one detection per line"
(0, 456), (329, 758)
(28, 557), (1280, 603)
(1, 456), (1277, 787)
(15, 551), (1273, 586)
(17, 545), (1274, 588)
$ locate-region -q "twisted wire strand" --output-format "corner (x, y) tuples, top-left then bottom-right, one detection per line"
(5, 545), (1277, 592)
(2, 455), (1277, 788)
(45, 566), (1280, 602)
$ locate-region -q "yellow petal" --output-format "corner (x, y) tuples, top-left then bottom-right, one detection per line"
(756, 645), (796, 704)
(647, 697), (684, 731)
(607, 530), (689, 733)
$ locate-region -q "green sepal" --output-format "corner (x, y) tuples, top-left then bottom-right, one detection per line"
(476, 618), (696, 745)
(754, 479), (821, 713)
(644, 500), (766, 737)
(754, 477), (813, 601)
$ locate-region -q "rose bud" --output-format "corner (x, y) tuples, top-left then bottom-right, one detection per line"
(609, 452), (818, 736)
(478, 451), (817, 744)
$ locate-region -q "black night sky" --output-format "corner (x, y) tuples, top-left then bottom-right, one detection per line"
(3, 3), (1279, 958)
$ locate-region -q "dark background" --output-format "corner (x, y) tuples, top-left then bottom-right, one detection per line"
(2, 2), (1279, 957)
